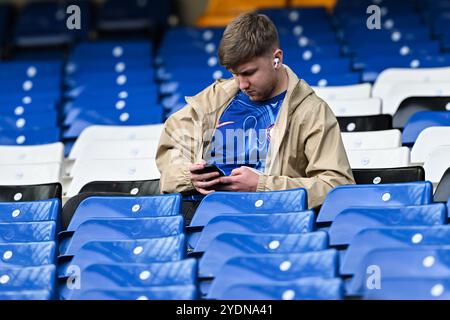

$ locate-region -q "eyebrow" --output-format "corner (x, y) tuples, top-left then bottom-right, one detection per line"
(233, 67), (257, 76)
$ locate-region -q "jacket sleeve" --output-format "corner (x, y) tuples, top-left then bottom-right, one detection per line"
(156, 104), (202, 194)
(256, 101), (355, 209)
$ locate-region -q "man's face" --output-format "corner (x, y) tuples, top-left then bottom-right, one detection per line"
(228, 55), (278, 102)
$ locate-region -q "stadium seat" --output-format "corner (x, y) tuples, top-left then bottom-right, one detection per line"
(402, 111), (450, 145)
(58, 235), (186, 278)
(60, 259), (197, 300)
(78, 179), (160, 195)
(65, 139), (159, 176)
(340, 226), (450, 275)
(394, 96), (450, 130)
(0, 183), (62, 202)
(0, 198), (60, 223)
(346, 147), (410, 169)
(341, 129), (401, 150)
(191, 211), (315, 253)
(65, 158), (160, 197)
(65, 194), (182, 231)
(411, 127), (450, 163)
(207, 250), (339, 299)
(199, 232), (328, 278)
(58, 216), (184, 256)
(189, 189), (307, 228)
(337, 114), (393, 132)
(68, 124), (163, 160)
(423, 145), (450, 184)
(0, 242), (56, 268)
(0, 265), (56, 298)
(0, 221), (57, 243)
(317, 181), (433, 223)
(327, 98), (381, 117)
(217, 278), (344, 300)
(381, 82), (450, 128)
(352, 166), (425, 184)
(364, 278), (450, 300)
(78, 286), (198, 300)
(349, 248), (450, 295)
(372, 67), (450, 100)
(0, 290), (53, 300)
(0, 163), (61, 185)
(328, 203), (447, 245)
(313, 83), (372, 101)
(0, 143), (64, 165)
(434, 168), (450, 202)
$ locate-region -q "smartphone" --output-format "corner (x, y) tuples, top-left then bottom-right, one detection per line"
(194, 164), (226, 176)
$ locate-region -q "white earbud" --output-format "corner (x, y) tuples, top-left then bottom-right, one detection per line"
(274, 57), (280, 68)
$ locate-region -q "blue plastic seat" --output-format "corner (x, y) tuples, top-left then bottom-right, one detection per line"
(78, 286), (198, 300)
(364, 278), (450, 300)
(14, 1), (89, 47)
(69, 41), (152, 62)
(0, 290), (53, 300)
(199, 231), (328, 278)
(0, 199), (60, 223)
(301, 72), (361, 86)
(0, 242), (56, 267)
(190, 211), (315, 253)
(0, 127), (61, 146)
(317, 182), (433, 223)
(329, 203), (447, 245)
(349, 248), (450, 295)
(402, 111), (450, 144)
(340, 226), (450, 275)
(67, 194), (181, 231)
(60, 259), (197, 300)
(63, 108), (163, 139)
(59, 216), (184, 256)
(207, 250), (339, 299)
(0, 111), (58, 131)
(0, 265), (56, 294)
(0, 221), (56, 243)
(58, 235), (185, 277)
(217, 278), (344, 300)
(189, 189), (307, 228)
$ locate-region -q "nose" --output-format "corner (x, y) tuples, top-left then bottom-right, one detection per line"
(237, 76), (250, 91)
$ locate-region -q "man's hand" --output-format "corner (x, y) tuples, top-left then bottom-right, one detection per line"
(217, 166), (259, 192)
(189, 160), (222, 195)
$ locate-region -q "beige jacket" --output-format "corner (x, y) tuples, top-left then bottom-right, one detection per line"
(156, 65), (355, 208)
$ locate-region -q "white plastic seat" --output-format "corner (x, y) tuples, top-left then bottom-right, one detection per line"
(328, 98), (381, 117)
(0, 142), (64, 165)
(65, 158), (160, 197)
(342, 129), (402, 150)
(346, 147), (410, 169)
(423, 145), (450, 184)
(373, 67), (450, 99)
(313, 83), (372, 101)
(65, 139), (159, 176)
(0, 162), (62, 185)
(382, 82), (450, 116)
(68, 124), (163, 160)
(411, 127), (450, 164)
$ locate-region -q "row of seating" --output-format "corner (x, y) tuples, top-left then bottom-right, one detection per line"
(58, 193), (197, 300)
(62, 41), (162, 149)
(0, 0), (174, 50)
(0, 184), (60, 299)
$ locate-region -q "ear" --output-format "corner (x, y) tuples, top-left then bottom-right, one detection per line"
(272, 49), (283, 69)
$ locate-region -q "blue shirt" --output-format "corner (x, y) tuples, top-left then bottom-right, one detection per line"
(206, 90), (286, 175)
